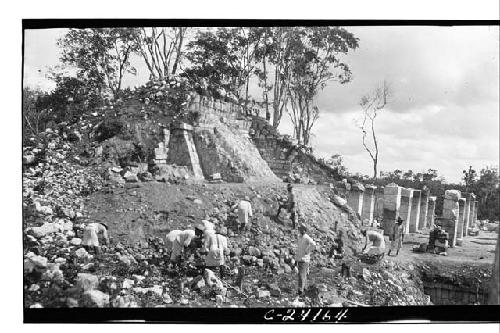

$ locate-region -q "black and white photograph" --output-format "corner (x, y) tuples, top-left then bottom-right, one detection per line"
(16, 6), (499, 325)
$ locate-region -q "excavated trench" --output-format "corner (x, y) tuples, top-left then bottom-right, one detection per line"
(422, 281), (489, 305)
(419, 265), (491, 305)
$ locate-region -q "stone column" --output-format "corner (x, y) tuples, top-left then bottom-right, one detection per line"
(374, 187), (385, 224)
(469, 197), (477, 231)
(382, 183), (401, 235)
(427, 196), (437, 229)
(347, 183), (365, 217)
(399, 188), (413, 235)
(409, 189), (421, 233)
(361, 185), (377, 226)
(166, 122), (204, 179)
(456, 198), (467, 244)
(473, 200), (479, 225)
(442, 189), (461, 247)
(418, 189), (430, 231)
(464, 193), (476, 237)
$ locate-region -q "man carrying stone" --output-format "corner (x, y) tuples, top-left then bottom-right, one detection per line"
(295, 223), (317, 295)
(361, 229), (386, 258)
(276, 183), (297, 229)
(388, 217), (404, 256)
(233, 196), (253, 233)
(82, 222), (109, 254)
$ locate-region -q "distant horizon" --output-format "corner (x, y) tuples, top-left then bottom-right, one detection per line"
(23, 25), (500, 184)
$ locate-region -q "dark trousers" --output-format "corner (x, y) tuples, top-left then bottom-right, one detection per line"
(297, 261), (309, 294)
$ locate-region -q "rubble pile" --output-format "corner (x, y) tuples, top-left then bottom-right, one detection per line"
(22, 118), (434, 309)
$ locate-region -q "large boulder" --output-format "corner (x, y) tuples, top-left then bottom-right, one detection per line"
(247, 246), (261, 257)
(24, 253), (48, 273)
(41, 264), (64, 283)
(82, 290), (109, 308)
(76, 273), (99, 292)
(123, 171), (139, 183)
(30, 223), (59, 238)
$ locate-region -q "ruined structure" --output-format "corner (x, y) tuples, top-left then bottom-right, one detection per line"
(144, 93), (482, 252)
(250, 117), (340, 183)
(165, 122), (204, 179)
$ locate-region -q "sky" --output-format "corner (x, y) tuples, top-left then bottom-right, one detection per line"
(23, 26), (499, 183)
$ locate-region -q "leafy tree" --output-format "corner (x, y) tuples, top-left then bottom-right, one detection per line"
(423, 169), (438, 182)
(58, 28), (137, 98)
(324, 153), (348, 176)
(402, 169), (414, 180)
(357, 80), (391, 179)
(184, 27), (263, 104)
(36, 75), (104, 123)
(254, 27), (296, 126)
(286, 27), (358, 146)
(472, 166), (499, 221)
(462, 165), (478, 194)
(23, 87), (49, 138)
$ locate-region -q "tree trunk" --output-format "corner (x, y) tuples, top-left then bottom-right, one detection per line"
(373, 159), (378, 179)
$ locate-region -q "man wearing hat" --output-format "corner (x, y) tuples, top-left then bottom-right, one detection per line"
(276, 183), (297, 229)
(82, 222), (109, 254)
(193, 222), (229, 278)
(388, 217), (404, 256)
(233, 196), (253, 233)
(295, 223), (316, 295)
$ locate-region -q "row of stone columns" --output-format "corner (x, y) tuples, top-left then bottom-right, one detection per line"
(345, 183), (478, 245)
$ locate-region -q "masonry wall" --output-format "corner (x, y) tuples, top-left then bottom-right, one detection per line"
(193, 124), (278, 183)
(250, 117), (340, 184)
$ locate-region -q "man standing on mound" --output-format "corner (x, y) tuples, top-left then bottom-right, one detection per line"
(295, 223), (316, 295)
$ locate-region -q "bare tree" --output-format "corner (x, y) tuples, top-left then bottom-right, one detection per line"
(357, 80), (391, 179)
(134, 27), (189, 80)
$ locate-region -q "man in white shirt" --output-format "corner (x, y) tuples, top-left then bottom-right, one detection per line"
(295, 224), (316, 295)
(82, 222), (109, 254)
(191, 222), (229, 279)
(204, 229), (229, 279)
(234, 196), (253, 233)
(166, 229), (196, 264)
(361, 229), (386, 256)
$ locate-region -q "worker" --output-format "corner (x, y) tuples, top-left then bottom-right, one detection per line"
(361, 229), (386, 257)
(196, 222), (229, 279)
(233, 196), (253, 233)
(166, 229), (196, 264)
(276, 183), (297, 229)
(295, 223), (317, 295)
(388, 217), (404, 256)
(328, 230), (345, 259)
(82, 222), (109, 254)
